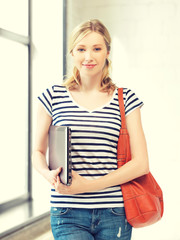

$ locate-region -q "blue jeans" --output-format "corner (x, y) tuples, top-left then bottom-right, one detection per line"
(50, 207), (132, 240)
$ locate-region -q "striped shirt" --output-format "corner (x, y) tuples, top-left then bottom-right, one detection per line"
(38, 85), (143, 209)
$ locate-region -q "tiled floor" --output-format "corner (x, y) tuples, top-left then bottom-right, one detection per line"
(0, 199), (54, 240)
(2, 231), (54, 240)
(1, 215), (54, 240)
(34, 231), (54, 240)
(0, 199), (50, 238)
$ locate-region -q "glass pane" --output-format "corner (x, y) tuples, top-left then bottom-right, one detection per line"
(0, 37), (28, 204)
(0, 0), (28, 36)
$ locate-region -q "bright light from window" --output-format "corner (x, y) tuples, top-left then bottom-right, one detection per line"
(0, 37), (28, 204)
(0, 0), (28, 35)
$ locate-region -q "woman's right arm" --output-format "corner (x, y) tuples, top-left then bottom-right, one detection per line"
(32, 103), (61, 186)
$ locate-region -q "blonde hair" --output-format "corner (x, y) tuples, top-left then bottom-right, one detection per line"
(63, 19), (117, 92)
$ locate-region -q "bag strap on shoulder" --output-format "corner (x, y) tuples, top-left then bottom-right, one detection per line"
(118, 88), (126, 129)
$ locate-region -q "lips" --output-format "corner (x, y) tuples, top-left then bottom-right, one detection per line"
(82, 64), (97, 69)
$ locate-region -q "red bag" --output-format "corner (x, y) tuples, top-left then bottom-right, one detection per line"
(117, 88), (164, 228)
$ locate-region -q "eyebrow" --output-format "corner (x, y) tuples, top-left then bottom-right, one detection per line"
(76, 44), (103, 47)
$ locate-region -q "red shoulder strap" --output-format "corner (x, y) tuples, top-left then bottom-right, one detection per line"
(118, 88), (126, 129)
(117, 88), (131, 166)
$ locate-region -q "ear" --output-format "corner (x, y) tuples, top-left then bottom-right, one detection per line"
(107, 51), (110, 58)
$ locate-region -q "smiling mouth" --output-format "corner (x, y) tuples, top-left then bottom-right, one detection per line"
(82, 64), (97, 69)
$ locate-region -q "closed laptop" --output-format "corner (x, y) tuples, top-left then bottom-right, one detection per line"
(48, 126), (72, 185)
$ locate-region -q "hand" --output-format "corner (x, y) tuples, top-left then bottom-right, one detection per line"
(54, 170), (89, 195)
(43, 167), (62, 187)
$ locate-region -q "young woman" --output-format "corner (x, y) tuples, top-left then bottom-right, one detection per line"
(32, 19), (149, 240)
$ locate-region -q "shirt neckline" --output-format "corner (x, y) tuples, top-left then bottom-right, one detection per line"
(66, 88), (117, 113)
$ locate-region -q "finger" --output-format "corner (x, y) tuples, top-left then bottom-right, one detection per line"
(56, 167), (62, 174)
(71, 170), (78, 178)
(51, 182), (56, 188)
(51, 177), (56, 185)
(57, 175), (61, 184)
(54, 180), (67, 194)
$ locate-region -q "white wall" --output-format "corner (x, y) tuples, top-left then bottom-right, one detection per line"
(67, 0), (180, 239)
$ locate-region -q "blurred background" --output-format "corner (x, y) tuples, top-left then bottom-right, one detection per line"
(0, 0), (180, 239)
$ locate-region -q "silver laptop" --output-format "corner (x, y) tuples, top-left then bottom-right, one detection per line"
(48, 126), (72, 185)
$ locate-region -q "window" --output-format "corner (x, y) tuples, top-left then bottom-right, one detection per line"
(0, 37), (29, 204)
(0, 0), (65, 215)
(0, 1), (64, 228)
(0, 0), (31, 211)
(0, 0), (28, 36)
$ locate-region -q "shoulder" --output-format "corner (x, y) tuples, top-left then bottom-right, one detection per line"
(122, 87), (134, 98)
(117, 87), (144, 116)
(37, 84), (68, 115)
(43, 84), (68, 97)
(51, 84), (67, 93)
(117, 87), (135, 101)
(117, 87), (132, 94)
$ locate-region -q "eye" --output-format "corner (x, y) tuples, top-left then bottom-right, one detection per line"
(77, 48), (85, 52)
(94, 48), (101, 51)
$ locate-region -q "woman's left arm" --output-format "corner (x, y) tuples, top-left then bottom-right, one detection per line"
(54, 108), (149, 194)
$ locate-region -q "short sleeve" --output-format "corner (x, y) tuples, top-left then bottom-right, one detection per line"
(124, 88), (144, 116)
(38, 86), (54, 117)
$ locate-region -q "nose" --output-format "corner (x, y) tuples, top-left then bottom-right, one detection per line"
(84, 50), (93, 61)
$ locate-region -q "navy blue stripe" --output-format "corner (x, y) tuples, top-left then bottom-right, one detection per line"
(74, 167), (117, 171)
(42, 92), (51, 109)
(52, 100), (72, 106)
(53, 85), (66, 89)
(52, 95), (69, 100)
(72, 162), (117, 166)
(72, 156), (117, 159)
(60, 124), (119, 132)
(125, 102), (143, 115)
(53, 87), (67, 93)
(126, 98), (139, 109)
(54, 118), (120, 128)
(81, 188), (121, 196)
(52, 114), (120, 122)
(38, 97), (51, 115)
(53, 118), (120, 126)
(51, 188), (121, 195)
(126, 92), (135, 102)
(47, 88), (52, 99)
(53, 105), (79, 112)
(71, 130), (119, 138)
(80, 173), (110, 177)
(71, 143), (117, 149)
(52, 110), (88, 117)
(126, 89), (131, 95)
(103, 106), (120, 113)
(72, 136), (117, 144)
(110, 102), (119, 107)
(93, 111), (119, 116)
(51, 195), (122, 199)
(50, 201), (124, 205)
(71, 149), (116, 155)
(53, 90), (67, 93)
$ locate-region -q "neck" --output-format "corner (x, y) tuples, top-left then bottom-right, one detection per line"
(80, 73), (102, 93)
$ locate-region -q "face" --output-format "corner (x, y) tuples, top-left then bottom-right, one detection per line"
(72, 32), (109, 80)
